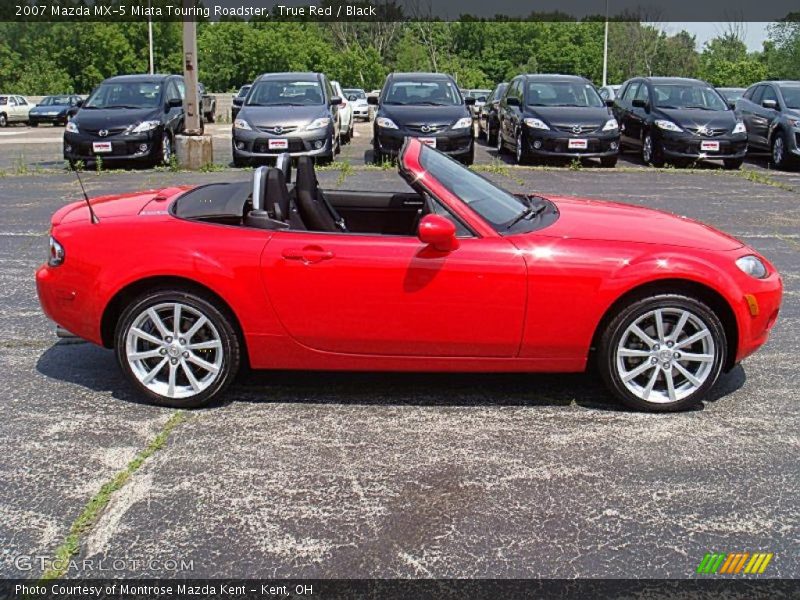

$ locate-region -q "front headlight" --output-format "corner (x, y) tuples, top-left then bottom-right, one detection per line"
(732, 121), (747, 134)
(602, 118), (619, 131)
(655, 119), (682, 132)
(736, 255), (768, 279)
(48, 236), (65, 267)
(65, 121), (79, 134)
(452, 117), (473, 129)
(376, 117), (398, 129)
(125, 120), (160, 135)
(524, 118), (549, 130)
(305, 117), (331, 131)
(233, 118), (252, 131)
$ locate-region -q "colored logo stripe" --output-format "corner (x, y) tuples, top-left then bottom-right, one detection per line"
(698, 552), (773, 575)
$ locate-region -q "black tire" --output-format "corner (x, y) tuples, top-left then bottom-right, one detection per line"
(461, 141), (475, 165)
(723, 158), (743, 170)
(600, 156), (618, 168)
(515, 131), (528, 165)
(232, 154), (249, 168)
(115, 289), (241, 408)
(496, 124), (506, 155)
(0, 113), (7, 127)
(597, 294), (726, 412)
(487, 122), (497, 146)
(642, 132), (664, 167)
(372, 141), (383, 165)
(159, 132), (173, 166)
(771, 130), (794, 170)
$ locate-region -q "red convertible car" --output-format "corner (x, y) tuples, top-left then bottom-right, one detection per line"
(37, 139), (782, 411)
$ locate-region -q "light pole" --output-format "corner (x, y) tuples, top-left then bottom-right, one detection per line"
(602, 0), (609, 87)
(147, 5), (154, 74)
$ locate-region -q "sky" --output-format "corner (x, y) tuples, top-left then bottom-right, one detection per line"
(652, 22), (768, 52)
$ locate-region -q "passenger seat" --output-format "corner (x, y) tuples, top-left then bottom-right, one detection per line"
(295, 156), (346, 232)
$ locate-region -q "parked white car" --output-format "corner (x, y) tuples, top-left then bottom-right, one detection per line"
(0, 94), (32, 126)
(331, 81), (353, 144)
(344, 88), (370, 120)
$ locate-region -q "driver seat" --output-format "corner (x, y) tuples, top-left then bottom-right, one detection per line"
(295, 156), (347, 232)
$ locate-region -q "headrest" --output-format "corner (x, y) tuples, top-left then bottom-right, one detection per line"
(296, 156), (318, 195)
(275, 152), (292, 184)
(252, 166), (268, 211)
(265, 168), (290, 222)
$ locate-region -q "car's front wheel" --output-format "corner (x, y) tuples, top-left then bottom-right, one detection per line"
(598, 294), (726, 412)
(515, 131), (528, 165)
(771, 130), (794, 170)
(115, 290), (241, 408)
(160, 132), (173, 166)
(0, 113), (7, 127)
(642, 133), (664, 167)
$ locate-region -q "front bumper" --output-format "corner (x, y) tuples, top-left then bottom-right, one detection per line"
(30, 113), (67, 125)
(352, 106), (370, 118)
(659, 131), (748, 160)
(376, 127), (473, 158)
(732, 268), (782, 364)
(524, 128), (620, 158)
(232, 126), (333, 158)
(63, 130), (160, 162)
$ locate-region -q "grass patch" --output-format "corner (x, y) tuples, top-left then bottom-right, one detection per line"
(729, 168), (795, 192)
(471, 160), (524, 185)
(39, 411), (188, 582)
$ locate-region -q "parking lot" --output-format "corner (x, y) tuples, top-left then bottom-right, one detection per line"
(0, 118), (799, 580)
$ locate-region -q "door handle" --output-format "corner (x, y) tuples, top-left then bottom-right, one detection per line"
(282, 245), (335, 264)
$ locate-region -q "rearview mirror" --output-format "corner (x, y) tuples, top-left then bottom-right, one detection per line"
(465, 96), (476, 106)
(418, 214), (459, 252)
(506, 97), (520, 107)
(367, 95), (379, 105)
(762, 99), (777, 110)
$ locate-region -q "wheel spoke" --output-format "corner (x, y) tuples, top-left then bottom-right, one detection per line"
(676, 329), (710, 348)
(181, 360), (202, 392)
(147, 308), (171, 338)
(186, 351), (219, 374)
(654, 309), (666, 341)
(642, 367), (660, 400)
(129, 349), (164, 361)
(618, 348), (651, 358)
(131, 327), (163, 346)
(141, 357), (168, 384)
(622, 361), (654, 382)
(674, 362), (702, 387)
(173, 304), (182, 336)
(167, 362), (177, 397)
(678, 352), (713, 363)
(630, 324), (657, 347)
(187, 340), (221, 351)
(669, 311), (689, 342)
(184, 316), (208, 341)
(664, 369), (677, 402)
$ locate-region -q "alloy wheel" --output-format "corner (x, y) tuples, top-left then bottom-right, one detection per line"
(516, 133), (523, 163)
(496, 126), (503, 153)
(162, 133), (172, 165)
(0, 114), (7, 127)
(773, 136), (784, 166)
(124, 302), (223, 399)
(642, 135), (653, 164)
(615, 307), (715, 404)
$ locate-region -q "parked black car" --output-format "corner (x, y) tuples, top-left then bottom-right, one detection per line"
(497, 74), (620, 166)
(736, 80), (800, 170)
(477, 82), (508, 145)
(613, 77), (747, 169)
(717, 87), (745, 107)
(369, 72), (475, 164)
(63, 74), (186, 166)
(28, 95), (82, 126)
(198, 83), (216, 123)
(232, 72), (341, 167)
(231, 84), (252, 121)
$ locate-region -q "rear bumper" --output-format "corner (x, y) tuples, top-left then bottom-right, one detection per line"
(36, 264), (102, 345)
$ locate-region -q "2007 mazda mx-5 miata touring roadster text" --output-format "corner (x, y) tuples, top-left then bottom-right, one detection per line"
(36, 139), (782, 411)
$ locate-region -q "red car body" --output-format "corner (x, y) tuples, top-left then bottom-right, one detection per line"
(37, 139), (781, 383)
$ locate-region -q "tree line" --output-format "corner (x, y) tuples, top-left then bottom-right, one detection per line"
(1, 17), (799, 95)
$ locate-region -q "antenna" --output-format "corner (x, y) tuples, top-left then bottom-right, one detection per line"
(71, 164), (99, 224)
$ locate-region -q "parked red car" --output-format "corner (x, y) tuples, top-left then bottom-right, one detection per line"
(37, 139), (782, 411)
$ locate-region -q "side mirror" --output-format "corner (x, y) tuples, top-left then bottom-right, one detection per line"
(367, 95), (379, 105)
(762, 99), (778, 110)
(331, 96), (342, 106)
(465, 96), (476, 106)
(506, 96), (520, 107)
(75, 99), (83, 107)
(605, 98), (615, 107)
(631, 98), (647, 109)
(418, 214), (459, 252)
(67, 107), (79, 117)
(167, 97), (183, 108)
(727, 101), (736, 110)
(232, 97), (243, 107)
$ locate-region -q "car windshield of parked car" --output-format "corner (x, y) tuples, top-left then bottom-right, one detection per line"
(526, 82), (603, 107)
(344, 89), (366, 99)
(652, 84), (727, 110)
(418, 145), (541, 233)
(237, 86), (251, 98)
(385, 81), (461, 106)
(247, 81), (324, 106)
(779, 86), (800, 109)
(472, 89), (491, 101)
(40, 95), (71, 106)
(84, 83), (162, 109)
(718, 89), (743, 103)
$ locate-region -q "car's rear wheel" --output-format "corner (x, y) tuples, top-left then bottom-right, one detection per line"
(598, 294), (726, 412)
(115, 290), (241, 408)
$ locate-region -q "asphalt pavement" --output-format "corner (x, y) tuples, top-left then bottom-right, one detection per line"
(0, 120), (798, 580)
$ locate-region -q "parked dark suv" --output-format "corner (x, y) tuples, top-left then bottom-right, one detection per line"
(63, 74), (186, 166)
(369, 72), (475, 164)
(232, 72), (341, 166)
(497, 74), (620, 166)
(613, 77), (747, 169)
(736, 81), (800, 170)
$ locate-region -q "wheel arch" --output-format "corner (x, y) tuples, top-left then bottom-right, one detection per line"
(589, 278), (739, 372)
(100, 275), (248, 360)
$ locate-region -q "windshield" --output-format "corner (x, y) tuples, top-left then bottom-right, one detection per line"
(527, 81), (603, 107)
(84, 82), (162, 109)
(247, 80), (324, 106)
(652, 84), (727, 110)
(237, 85), (251, 98)
(385, 80), (461, 106)
(472, 90), (491, 102)
(718, 88), (743, 103)
(344, 89), (366, 99)
(418, 145), (540, 234)
(40, 95), (71, 105)
(780, 86), (800, 109)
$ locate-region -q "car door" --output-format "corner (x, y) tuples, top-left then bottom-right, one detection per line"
(165, 79), (184, 134)
(628, 82), (651, 147)
(615, 81), (640, 147)
(737, 85), (759, 145)
(15, 96), (30, 122)
(753, 84), (779, 148)
(7, 96), (20, 122)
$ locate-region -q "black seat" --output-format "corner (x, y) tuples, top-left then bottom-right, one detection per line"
(245, 167), (291, 230)
(295, 156), (346, 232)
(275, 152), (292, 184)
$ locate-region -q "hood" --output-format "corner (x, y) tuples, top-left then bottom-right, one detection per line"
(541, 196), (743, 251)
(240, 105), (328, 129)
(380, 104), (469, 128)
(527, 106), (612, 129)
(73, 107), (161, 130)
(656, 108), (736, 130)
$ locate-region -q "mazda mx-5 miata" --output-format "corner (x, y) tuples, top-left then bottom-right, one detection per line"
(37, 139), (782, 411)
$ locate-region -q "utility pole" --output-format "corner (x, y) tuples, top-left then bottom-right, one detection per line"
(602, 0), (609, 87)
(147, 0), (154, 74)
(181, 0), (201, 135)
